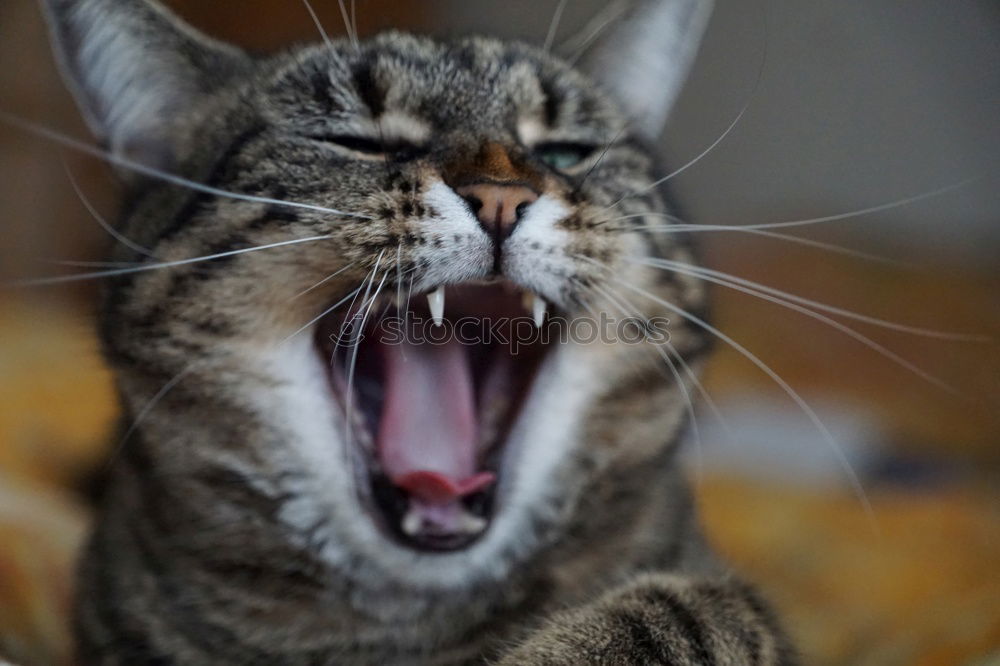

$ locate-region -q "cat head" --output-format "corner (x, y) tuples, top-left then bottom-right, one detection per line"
(43, 0), (712, 594)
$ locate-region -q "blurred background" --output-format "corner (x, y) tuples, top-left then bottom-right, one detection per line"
(1, 1), (998, 664)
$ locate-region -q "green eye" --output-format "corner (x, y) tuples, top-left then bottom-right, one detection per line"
(535, 142), (595, 170)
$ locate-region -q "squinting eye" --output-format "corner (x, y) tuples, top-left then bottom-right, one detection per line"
(534, 142), (595, 171)
(314, 134), (427, 160)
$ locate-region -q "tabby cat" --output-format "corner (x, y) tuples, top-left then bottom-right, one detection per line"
(40, 0), (795, 663)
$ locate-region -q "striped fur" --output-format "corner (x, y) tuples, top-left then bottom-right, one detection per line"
(41, 0), (796, 663)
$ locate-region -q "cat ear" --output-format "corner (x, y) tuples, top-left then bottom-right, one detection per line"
(40, 0), (247, 169)
(578, 0), (714, 139)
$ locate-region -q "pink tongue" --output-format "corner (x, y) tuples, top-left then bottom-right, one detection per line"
(377, 338), (495, 505)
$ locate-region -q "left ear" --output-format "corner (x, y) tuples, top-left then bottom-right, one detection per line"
(577, 0), (714, 140)
(39, 0), (250, 171)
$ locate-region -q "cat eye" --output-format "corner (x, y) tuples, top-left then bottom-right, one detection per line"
(314, 134), (427, 161)
(534, 142), (596, 171)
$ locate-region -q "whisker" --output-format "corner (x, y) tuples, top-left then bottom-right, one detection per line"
(329, 251), (384, 359)
(597, 211), (685, 227)
(632, 257), (961, 394)
(543, 0), (569, 53)
(106, 363), (198, 471)
(609, 177), (984, 238)
(45, 259), (139, 269)
(580, 255), (879, 533)
(561, 0), (631, 65)
(405, 273), (415, 313)
(351, 0), (358, 44)
(284, 283), (365, 347)
(724, 228), (914, 266)
(344, 267), (389, 449)
(588, 281), (705, 482)
(6, 235), (334, 287)
(330, 288), (373, 360)
(718, 228), (910, 266)
(637, 256), (989, 342)
(63, 161), (156, 257)
(604, 0), (768, 209)
(278, 254), (382, 349)
(301, 0), (335, 51)
(597, 281), (736, 446)
(293, 262), (357, 300)
(111, 272), (367, 466)
(114, 256), (372, 463)
(576, 126), (627, 194)
(718, 179), (982, 232)
(394, 244), (405, 308)
(402, 272), (415, 352)
(338, 0), (359, 50)
(0, 110), (371, 221)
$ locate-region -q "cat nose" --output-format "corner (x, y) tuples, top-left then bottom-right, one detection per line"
(455, 183), (539, 241)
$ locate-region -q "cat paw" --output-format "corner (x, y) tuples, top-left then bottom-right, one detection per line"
(495, 574), (793, 665)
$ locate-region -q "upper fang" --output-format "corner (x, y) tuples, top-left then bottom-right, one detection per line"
(428, 286), (445, 326)
(532, 294), (547, 327)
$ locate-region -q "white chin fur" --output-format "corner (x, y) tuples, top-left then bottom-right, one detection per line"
(240, 183), (597, 594)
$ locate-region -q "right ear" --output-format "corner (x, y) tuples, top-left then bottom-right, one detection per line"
(577, 0), (714, 140)
(40, 0), (249, 169)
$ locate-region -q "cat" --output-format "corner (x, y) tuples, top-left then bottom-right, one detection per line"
(38, 0), (796, 663)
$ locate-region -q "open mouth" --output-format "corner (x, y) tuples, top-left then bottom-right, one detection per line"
(315, 281), (553, 552)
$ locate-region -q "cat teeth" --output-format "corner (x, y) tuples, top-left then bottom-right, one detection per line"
(521, 290), (534, 312)
(400, 507), (487, 537)
(459, 513), (487, 535)
(427, 286), (445, 326)
(425, 285), (545, 327)
(532, 294), (548, 327)
(401, 510), (423, 537)
(521, 291), (548, 327)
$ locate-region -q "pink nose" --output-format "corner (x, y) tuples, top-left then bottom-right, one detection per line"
(455, 183), (539, 241)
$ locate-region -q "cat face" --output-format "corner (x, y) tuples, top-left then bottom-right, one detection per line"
(45, 0), (711, 593)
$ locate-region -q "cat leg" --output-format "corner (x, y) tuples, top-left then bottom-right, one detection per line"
(496, 573), (796, 666)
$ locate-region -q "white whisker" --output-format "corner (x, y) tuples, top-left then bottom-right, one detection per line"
(599, 282), (737, 447)
(351, 0), (358, 44)
(394, 244), (404, 308)
(561, 0), (631, 65)
(63, 161), (156, 257)
(589, 281), (705, 482)
(301, 0), (335, 51)
(722, 228), (913, 266)
(330, 253), (384, 359)
(338, 0), (359, 50)
(577, 126), (627, 193)
(632, 257), (960, 393)
(716, 179), (981, 232)
(0, 111), (371, 221)
(607, 177), (983, 236)
(638, 256), (989, 342)
(284, 284), (364, 346)
(344, 264), (389, 448)
(604, 2), (768, 209)
(293, 262), (357, 300)
(580, 255), (879, 534)
(107, 363), (198, 471)
(45, 259), (139, 269)
(543, 0), (569, 53)
(7, 235), (333, 287)
(602, 215), (909, 265)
